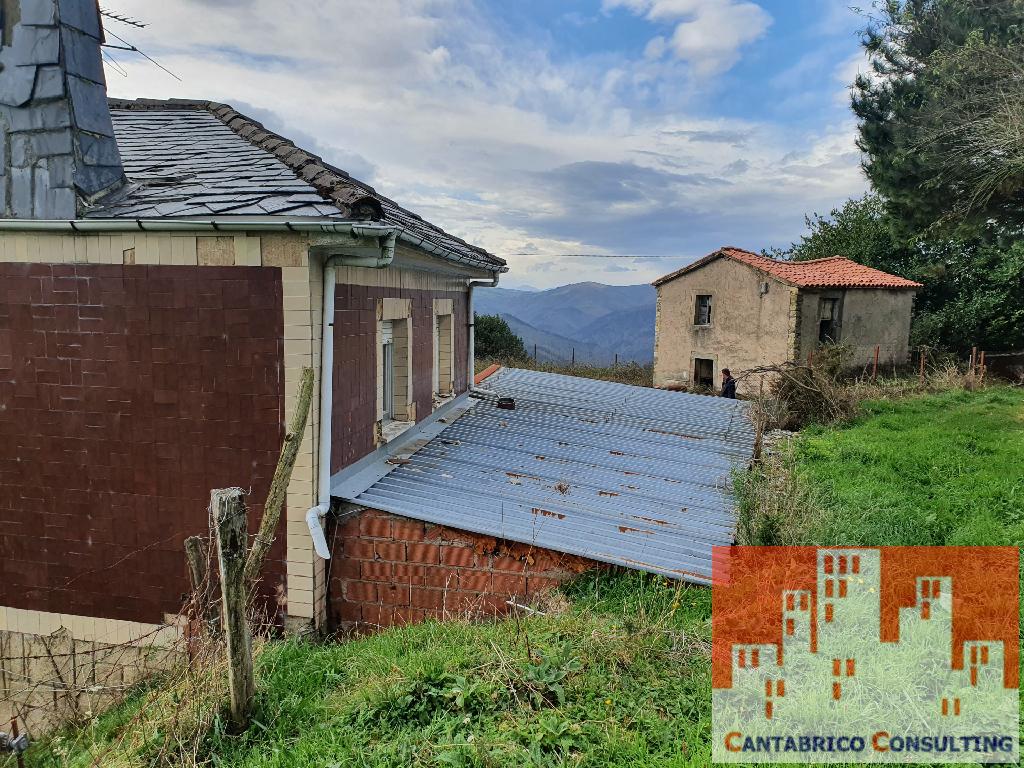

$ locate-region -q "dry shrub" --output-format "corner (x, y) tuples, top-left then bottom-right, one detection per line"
(46, 633), (255, 768)
(741, 347), (858, 431)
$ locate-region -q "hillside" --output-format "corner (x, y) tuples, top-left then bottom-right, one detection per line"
(475, 282), (656, 364)
(29, 386), (1024, 768)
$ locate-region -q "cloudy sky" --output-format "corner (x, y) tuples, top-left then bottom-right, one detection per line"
(102, 0), (870, 289)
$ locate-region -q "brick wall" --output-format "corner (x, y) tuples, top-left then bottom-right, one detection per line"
(331, 284), (468, 473)
(327, 508), (599, 630)
(0, 263), (286, 625)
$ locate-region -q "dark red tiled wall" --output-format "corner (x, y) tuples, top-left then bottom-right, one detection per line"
(331, 284), (468, 473)
(327, 509), (599, 630)
(0, 264), (286, 625)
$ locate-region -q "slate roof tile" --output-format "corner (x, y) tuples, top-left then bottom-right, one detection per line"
(87, 98), (505, 272)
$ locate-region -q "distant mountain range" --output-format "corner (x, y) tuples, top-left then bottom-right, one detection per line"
(475, 282), (656, 364)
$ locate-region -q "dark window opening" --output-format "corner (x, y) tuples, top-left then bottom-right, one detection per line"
(694, 357), (714, 389)
(818, 298), (840, 343)
(382, 340), (394, 420)
(694, 294), (712, 325)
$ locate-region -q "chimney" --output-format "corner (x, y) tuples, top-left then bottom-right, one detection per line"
(0, 0), (125, 219)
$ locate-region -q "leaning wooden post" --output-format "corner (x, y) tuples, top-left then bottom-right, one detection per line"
(243, 366), (315, 586)
(872, 345), (879, 382)
(918, 346), (926, 386)
(213, 488), (254, 729)
(970, 346), (977, 375)
(979, 351), (986, 383)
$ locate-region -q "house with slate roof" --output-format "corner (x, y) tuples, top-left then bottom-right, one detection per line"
(0, 1), (757, 679)
(651, 247), (923, 391)
(0, 0), (513, 642)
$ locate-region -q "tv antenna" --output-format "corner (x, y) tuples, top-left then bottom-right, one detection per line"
(98, 7), (182, 81)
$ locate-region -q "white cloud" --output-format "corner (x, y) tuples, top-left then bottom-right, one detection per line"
(100, 0), (863, 288)
(605, 0), (772, 75)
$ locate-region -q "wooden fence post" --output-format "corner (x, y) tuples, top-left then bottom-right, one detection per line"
(918, 346), (926, 386)
(970, 346), (977, 375)
(872, 345), (879, 382)
(979, 351), (986, 383)
(212, 488), (254, 730)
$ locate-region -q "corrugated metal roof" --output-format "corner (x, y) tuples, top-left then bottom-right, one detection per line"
(331, 367), (755, 583)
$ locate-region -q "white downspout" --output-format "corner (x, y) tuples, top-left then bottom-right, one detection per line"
(306, 231), (398, 560)
(466, 274), (500, 389)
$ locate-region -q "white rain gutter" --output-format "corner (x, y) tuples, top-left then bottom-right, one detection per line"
(466, 274), (500, 388)
(305, 230), (399, 560)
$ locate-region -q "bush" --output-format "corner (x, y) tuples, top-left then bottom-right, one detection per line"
(474, 314), (528, 361)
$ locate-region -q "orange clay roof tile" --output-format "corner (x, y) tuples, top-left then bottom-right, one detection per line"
(652, 246), (923, 289)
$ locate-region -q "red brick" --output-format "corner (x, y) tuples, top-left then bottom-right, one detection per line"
(394, 607), (426, 625)
(362, 604), (397, 627)
(345, 581), (378, 602)
(331, 557), (361, 580)
(360, 560), (393, 581)
(379, 582), (412, 605)
(391, 517), (426, 541)
(445, 591), (486, 613)
(411, 587), (445, 611)
(422, 566), (458, 589)
(492, 554), (528, 573)
(472, 536), (498, 556)
(372, 539), (406, 562)
(457, 571), (492, 593)
(345, 539), (377, 561)
(359, 513), (392, 539)
(394, 563), (425, 581)
(335, 601), (361, 622)
(442, 546), (477, 568)
(527, 576), (564, 594)
(407, 542), (440, 564)
(492, 574), (528, 596)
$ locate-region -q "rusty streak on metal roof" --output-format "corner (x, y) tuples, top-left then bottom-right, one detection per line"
(330, 367), (756, 583)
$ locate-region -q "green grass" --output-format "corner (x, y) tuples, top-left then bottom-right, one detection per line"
(24, 572), (714, 768)
(19, 386), (1024, 767)
(796, 387), (1024, 546)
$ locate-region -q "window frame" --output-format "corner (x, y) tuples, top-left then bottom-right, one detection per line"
(694, 294), (713, 326)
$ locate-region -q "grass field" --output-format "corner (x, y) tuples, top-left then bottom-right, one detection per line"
(798, 387), (1024, 547)
(29, 573), (714, 768)
(18, 386), (1024, 767)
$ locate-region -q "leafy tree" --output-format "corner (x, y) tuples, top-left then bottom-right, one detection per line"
(769, 194), (912, 271)
(852, 0), (1024, 234)
(775, 195), (1024, 352)
(474, 314), (528, 361)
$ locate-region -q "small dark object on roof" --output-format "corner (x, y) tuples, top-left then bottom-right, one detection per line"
(497, 397), (516, 410)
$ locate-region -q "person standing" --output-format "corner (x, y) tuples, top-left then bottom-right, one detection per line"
(721, 368), (737, 399)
